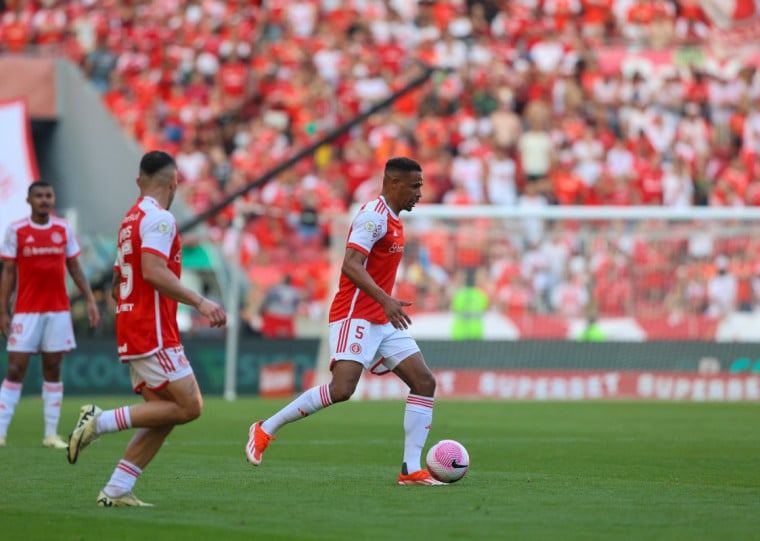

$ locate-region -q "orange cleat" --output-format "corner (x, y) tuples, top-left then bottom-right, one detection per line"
(245, 420), (274, 466)
(397, 469), (446, 486)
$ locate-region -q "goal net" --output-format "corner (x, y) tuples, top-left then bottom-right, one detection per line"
(313, 205), (760, 401)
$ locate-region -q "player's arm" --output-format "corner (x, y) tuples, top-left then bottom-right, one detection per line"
(341, 247), (412, 330)
(0, 259), (16, 338)
(66, 257), (101, 328)
(141, 251), (227, 327)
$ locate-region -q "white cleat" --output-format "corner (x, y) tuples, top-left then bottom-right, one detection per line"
(42, 434), (68, 449)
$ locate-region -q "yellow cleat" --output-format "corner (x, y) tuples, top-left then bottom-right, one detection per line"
(67, 404), (102, 464)
(97, 491), (154, 507)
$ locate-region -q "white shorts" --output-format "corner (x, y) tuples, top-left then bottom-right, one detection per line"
(329, 319), (420, 375)
(6, 312), (76, 353)
(128, 346), (194, 394)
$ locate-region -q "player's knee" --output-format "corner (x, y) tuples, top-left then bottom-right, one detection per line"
(329, 383), (355, 403)
(4, 364), (26, 382)
(413, 371), (436, 396)
(178, 399), (203, 424)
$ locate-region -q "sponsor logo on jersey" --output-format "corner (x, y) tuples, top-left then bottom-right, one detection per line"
(123, 212), (140, 223)
(389, 242), (404, 254)
(25, 235), (35, 243)
(116, 303), (134, 313)
(118, 343), (128, 354)
(23, 246), (65, 256)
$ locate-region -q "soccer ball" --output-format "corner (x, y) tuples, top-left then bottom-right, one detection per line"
(425, 439), (469, 483)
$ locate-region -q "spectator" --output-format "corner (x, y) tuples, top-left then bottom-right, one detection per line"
(518, 102), (553, 183)
(259, 274), (303, 339)
(82, 33), (117, 94)
(662, 158), (695, 207)
(706, 255), (738, 318)
(450, 268), (489, 340)
(485, 145), (518, 206)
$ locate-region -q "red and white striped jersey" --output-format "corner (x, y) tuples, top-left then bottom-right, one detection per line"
(114, 196), (182, 360)
(0, 216), (80, 313)
(329, 196), (405, 324)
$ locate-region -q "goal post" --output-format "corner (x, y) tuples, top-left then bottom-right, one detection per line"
(314, 204), (760, 396)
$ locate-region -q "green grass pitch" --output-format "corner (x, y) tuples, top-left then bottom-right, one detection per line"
(0, 397), (759, 541)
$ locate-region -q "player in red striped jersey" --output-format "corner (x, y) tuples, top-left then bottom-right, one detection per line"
(246, 157), (444, 485)
(66, 151), (227, 507)
(0, 180), (100, 450)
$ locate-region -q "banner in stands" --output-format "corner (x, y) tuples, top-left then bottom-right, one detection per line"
(3, 337), (760, 400)
(340, 370), (760, 402)
(0, 99), (38, 239)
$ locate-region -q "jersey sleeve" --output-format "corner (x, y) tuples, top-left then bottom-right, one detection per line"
(140, 209), (177, 260)
(0, 225), (16, 260)
(346, 209), (387, 255)
(64, 221), (81, 259)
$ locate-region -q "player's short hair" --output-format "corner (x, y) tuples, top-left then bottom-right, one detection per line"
(140, 150), (176, 177)
(28, 180), (52, 195)
(384, 157), (422, 175)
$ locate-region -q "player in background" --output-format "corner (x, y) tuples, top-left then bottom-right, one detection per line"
(0, 181), (100, 449)
(66, 150), (226, 507)
(246, 157), (444, 485)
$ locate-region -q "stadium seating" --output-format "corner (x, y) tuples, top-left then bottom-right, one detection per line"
(3, 0), (760, 333)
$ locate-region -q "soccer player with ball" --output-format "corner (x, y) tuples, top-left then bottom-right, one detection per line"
(246, 157), (444, 485)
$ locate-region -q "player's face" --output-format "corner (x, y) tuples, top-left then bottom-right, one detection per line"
(398, 171), (423, 212)
(27, 186), (55, 220)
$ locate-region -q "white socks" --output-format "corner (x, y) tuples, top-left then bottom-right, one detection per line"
(96, 406), (133, 434)
(262, 384), (333, 435)
(402, 394), (434, 473)
(104, 459), (142, 497)
(0, 379), (22, 439)
(42, 381), (63, 438)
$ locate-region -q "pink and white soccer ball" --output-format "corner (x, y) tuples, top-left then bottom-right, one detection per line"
(426, 439), (470, 483)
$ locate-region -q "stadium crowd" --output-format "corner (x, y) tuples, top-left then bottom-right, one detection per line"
(3, 0), (760, 331)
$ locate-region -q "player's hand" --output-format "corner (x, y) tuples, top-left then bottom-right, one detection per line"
(0, 312), (9, 339)
(87, 299), (101, 328)
(383, 297), (413, 330)
(198, 297), (227, 328)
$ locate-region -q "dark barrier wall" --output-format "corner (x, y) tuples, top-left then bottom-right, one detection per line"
(0, 338), (319, 396)
(1, 338), (759, 395)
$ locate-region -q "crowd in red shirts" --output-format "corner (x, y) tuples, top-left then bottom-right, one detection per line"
(4, 0), (760, 328)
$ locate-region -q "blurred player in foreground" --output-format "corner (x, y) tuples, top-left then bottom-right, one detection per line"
(66, 151), (226, 506)
(246, 157), (444, 485)
(0, 181), (100, 449)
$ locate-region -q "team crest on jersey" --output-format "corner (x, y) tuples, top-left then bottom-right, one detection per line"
(51, 232), (63, 244)
(350, 343), (362, 354)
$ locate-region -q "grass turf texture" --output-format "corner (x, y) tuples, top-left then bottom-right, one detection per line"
(0, 398), (758, 541)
